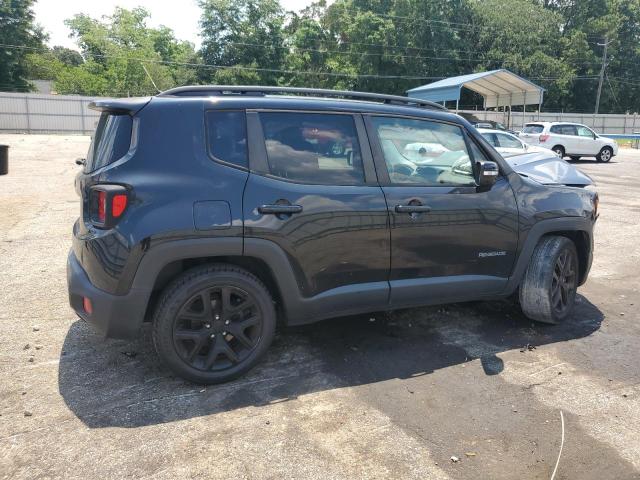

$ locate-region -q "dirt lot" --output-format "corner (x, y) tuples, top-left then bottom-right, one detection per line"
(1, 134), (639, 480)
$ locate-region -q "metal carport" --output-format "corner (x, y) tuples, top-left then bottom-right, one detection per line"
(406, 69), (544, 126)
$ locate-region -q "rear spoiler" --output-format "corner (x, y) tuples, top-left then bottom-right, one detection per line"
(88, 97), (151, 115)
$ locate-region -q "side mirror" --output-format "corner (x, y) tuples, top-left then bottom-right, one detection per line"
(593, 133), (598, 140)
(477, 161), (499, 188)
(75, 158), (86, 166)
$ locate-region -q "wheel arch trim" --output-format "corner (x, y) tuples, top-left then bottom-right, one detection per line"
(131, 236), (352, 325)
(505, 217), (594, 294)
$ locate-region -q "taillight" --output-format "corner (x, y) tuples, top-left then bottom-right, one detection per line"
(112, 194), (128, 217)
(83, 297), (93, 315)
(90, 185), (129, 228)
(539, 134), (550, 143)
(97, 191), (106, 223)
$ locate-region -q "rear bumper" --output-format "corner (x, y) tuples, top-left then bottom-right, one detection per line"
(67, 250), (150, 339)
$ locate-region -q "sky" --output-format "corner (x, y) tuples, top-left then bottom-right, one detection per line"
(33, 0), (315, 51)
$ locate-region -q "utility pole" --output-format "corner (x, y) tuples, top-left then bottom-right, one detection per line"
(595, 36), (612, 114)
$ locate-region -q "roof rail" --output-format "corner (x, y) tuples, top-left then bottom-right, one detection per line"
(157, 85), (447, 111)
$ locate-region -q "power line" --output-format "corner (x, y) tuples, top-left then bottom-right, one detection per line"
(605, 72), (620, 108)
(0, 43), (441, 80)
(0, 42), (610, 86)
(324, 5), (552, 35)
(0, 41), (604, 78)
(223, 40), (602, 66)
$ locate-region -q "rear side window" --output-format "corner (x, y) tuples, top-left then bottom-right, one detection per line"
(481, 132), (498, 147)
(206, 110), (248, 168)
(259, 112), (364, 185)
(550, 124), (577, 135)
(522, 124), (544, 134)
(85, 113), (132, 172)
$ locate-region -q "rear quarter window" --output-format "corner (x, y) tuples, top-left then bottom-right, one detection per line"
(522, 124), (544, 134)
(205, 110), (248, 169)
(85, 113), (133, 172)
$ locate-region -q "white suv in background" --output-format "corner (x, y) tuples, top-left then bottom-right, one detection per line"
(519, 122), (618, 162)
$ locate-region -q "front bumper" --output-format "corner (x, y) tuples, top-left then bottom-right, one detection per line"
(67, 250), (150, 339)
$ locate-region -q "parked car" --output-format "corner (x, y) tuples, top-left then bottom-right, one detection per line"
(67, 86), (598, 384)
(458, 112), (516, 134)
(478, 128), (552, 156)
(519, 122), (618, 162)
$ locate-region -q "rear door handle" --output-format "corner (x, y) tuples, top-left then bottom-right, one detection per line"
(258, 204), (303, 215)
(395, 205), (431, 214)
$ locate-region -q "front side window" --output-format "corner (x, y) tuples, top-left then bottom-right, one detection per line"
(85, 113), (132, 172)
(496, 133), (523, 148)
(206, 110), (248, 168)
(259, 112), (364, 185)
(371, 116), (476, 186)
(577, 126), (595, 138)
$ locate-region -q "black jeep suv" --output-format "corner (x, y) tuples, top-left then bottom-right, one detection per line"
(67, 86), (598, 384)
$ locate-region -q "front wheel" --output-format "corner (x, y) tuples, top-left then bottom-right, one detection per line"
(152, 264), (276, 384)
(519, 236), (578, 324)
(596, 146), (613, 163)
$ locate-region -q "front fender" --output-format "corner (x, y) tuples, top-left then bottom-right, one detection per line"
(504, 216), (594, 295)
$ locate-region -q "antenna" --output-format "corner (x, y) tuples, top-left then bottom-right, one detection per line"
(141, 63), (161, 94)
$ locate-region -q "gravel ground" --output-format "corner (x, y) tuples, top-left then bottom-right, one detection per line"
(1, 134), (639, 480)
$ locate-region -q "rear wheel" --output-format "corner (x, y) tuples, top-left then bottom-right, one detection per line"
(519, 236), (578, 324)
(596, 146), (613, 163)
(152, 264), (276, 384)
(552, 145), (565, 158)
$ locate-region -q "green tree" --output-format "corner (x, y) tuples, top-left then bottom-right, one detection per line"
(199, 0), (287, 84)
(0, 0), (47, 91)
(461, 0), (575, 110)
(55, 7), (200, 96)
(52, 46), (84, 66)
(542, 0), (640, 112)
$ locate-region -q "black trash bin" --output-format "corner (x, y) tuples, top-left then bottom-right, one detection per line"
(0, 145), (8, 175)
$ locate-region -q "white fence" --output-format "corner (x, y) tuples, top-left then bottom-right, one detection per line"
(459, 109), (640, 134)
(1, 92), (639, 135)
(0, 92), (101, 134)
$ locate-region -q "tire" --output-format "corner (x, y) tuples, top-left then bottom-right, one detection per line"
(570, 156), (580, 161)
(596, 146), (613, 163)
(551, 145), (565, 158)
(152, 264), (276, 384)
(519, 236), (578, 324)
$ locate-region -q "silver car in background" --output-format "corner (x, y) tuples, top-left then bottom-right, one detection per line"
(478, 128), (552, 156)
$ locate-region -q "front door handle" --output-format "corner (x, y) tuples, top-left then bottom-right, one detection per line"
(395, 204), (431, 214)
(258, 204), (303, 215)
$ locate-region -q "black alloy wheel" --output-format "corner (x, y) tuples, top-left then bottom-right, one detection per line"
(153, 264), (276, 384)
(173, 286), (262, 372)
(550, 248), (577, 318)
(519, 236), (579, 324)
